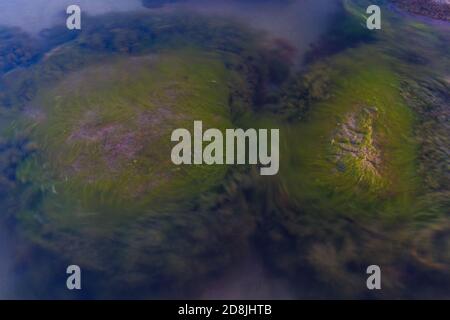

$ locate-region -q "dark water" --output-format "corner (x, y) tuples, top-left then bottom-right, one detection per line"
(0, 226), (14, 299)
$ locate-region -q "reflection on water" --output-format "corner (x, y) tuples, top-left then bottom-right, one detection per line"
(0, 0), (339, 60)
(168, 0), (340, 61)
(0, 0), (143, 33)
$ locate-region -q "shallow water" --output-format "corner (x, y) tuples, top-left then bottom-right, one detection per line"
(1, 0), (448, 300)
(0, 0), (340, 60)
(0, 0), (343, 300)
(0, 0), (143, 34)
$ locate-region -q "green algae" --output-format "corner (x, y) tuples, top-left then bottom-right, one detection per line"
(11, 49), (240, 253)
(276, 48), (419, 220)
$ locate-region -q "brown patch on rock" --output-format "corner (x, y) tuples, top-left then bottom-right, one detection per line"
(66, 106), (181, 180)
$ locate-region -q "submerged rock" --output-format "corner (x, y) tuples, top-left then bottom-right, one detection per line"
(330, 106), (382, 187)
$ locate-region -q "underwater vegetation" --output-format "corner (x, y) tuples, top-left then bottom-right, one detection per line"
(0, 0), (448, 299)
(0, 27), (41, 74)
